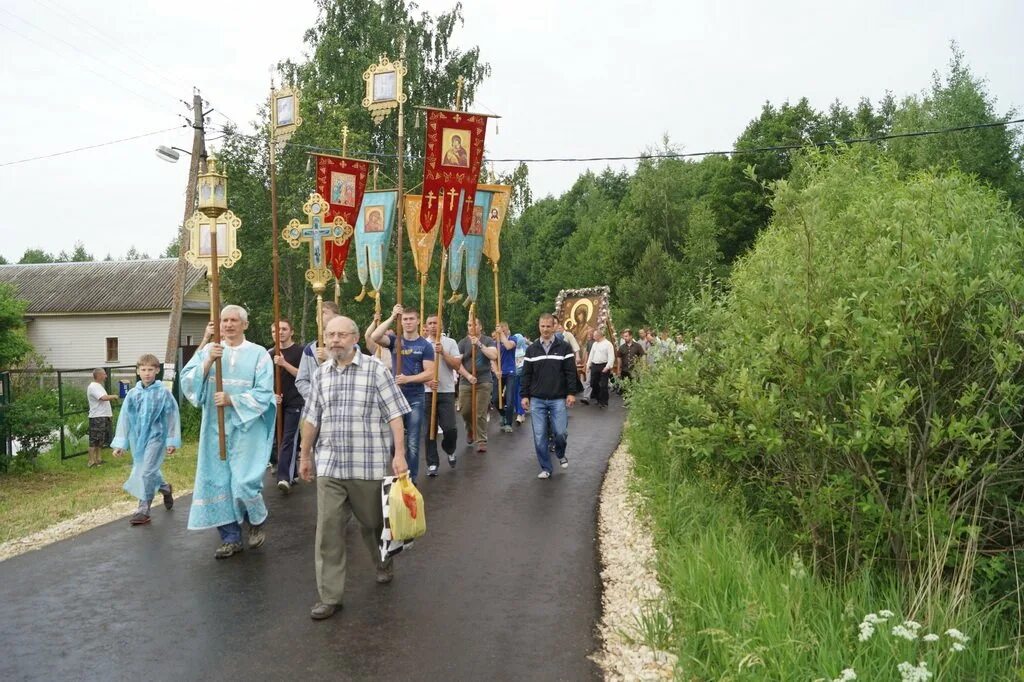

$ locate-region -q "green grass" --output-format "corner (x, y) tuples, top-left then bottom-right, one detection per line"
(627, 427), (1021, 681)
(0, 443), (198, 544)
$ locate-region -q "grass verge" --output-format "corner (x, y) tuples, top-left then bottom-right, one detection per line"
(0, 443), (198, 544)
(626, 426), (1019, 681)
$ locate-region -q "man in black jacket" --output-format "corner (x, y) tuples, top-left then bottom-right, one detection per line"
(520, 313), (578, 479)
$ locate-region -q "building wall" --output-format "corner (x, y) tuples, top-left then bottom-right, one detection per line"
(25, 312), (212, 369)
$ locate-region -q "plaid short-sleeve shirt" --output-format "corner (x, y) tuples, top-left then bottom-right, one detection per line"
(302, 350), (411, 480)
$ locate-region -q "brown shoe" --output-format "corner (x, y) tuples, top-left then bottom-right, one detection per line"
(129, 512), (151, 526)
(375, 565), (394, 584)
(310, 602), (339, 620)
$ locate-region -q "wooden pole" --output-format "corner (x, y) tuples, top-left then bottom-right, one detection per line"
(419, 272), (427, 336)
(429, 248), (448, 439)
(268, 82), (284, 457)
(393, 71), (406, 366)
(470, 302), (477, 441)
(165, 93), (207, 376)
(208, 224), (227, 461)
(493, 263), (503, 423)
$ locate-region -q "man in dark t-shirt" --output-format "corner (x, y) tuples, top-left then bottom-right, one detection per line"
(268, 319), (306, 492)
(368, 304), (435, 480)
(457, 318), (498, 451)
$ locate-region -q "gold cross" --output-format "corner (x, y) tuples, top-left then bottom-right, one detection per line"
(341, 125), (349, 157)
(447, 188), (458, 211)
(425, 191), (437, 209)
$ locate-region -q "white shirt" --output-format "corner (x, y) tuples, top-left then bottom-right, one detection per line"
(87, 381), (112, 418)
(588, 338), (616, 367)
(424, 335), (461, 393)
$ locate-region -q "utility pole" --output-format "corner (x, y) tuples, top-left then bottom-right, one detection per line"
(163, 92), (207, 384)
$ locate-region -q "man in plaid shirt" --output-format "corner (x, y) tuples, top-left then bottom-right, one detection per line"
(299, 315), (411, 621)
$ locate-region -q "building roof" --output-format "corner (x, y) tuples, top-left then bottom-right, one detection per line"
(0, 259), (208, 314)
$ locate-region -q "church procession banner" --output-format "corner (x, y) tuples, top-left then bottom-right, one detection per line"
(448, 189), (494, 303)
(404, 194), (440, 278)
(354, 190), (399, 295)
(417, 108), (489, 248)
(315, 154), (371, 285)
(479, 183), (511, 265)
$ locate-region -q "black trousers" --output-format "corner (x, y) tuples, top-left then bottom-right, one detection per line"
(273, 406), (302, 482)
(589, 363), (609, 406)
(423, 392), (458, 467)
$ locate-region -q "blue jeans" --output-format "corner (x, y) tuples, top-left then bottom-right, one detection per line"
(529, 397), (568, 473)
(403, 392), (425, 480)
(218, 520), (243, 544)
(497, 372), (517, 426)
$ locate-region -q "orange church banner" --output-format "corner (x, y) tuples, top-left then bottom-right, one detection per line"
(479, 184), (511, 264)
(418, 108), (488, 248)
(404, 194), (440, 277)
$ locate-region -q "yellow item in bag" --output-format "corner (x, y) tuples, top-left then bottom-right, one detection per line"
(388, 474), (426, 541)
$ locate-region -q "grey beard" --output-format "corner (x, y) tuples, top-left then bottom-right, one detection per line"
(329, 346), (355, 362)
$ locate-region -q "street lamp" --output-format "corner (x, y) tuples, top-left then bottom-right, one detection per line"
(155, 145), (191, 163)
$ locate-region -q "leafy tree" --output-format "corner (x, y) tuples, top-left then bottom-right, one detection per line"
(0, 283), (33, 369)
(18, 248), (55, 264)
(123, 246), (149, 260)
(55, 242), (93, 263)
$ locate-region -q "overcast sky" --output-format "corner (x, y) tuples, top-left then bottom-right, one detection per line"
(1, 0), (1022, 263)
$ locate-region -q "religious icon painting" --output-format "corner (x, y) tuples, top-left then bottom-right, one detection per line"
(331, 171), (357, 207)
(271, 85), (302, 142)
(364, 206), (385, 233)
(441, 128), (471, 168)
(362, 56), (407, 125)
(373, 71), (397, 102)
(198, 223), (228, 257)
(469, 205), (484, 236)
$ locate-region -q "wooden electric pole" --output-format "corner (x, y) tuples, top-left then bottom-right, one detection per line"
(164, 92), (208, 382)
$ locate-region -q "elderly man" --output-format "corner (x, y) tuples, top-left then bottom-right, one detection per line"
(181, 305), (276, 559)
(300, 316), (410, 621)
(86, 367), (118, 467)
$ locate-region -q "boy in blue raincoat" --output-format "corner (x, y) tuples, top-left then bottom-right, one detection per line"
(112, 354), (182, 526)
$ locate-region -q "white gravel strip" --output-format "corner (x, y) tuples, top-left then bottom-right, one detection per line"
(592, 441), (679, 680)
(0, 489), (192, 563)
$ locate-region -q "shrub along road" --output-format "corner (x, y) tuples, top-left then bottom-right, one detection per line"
(0, 399), (624, 680)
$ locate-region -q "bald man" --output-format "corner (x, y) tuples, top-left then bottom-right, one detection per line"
(299, 316), (411, 620)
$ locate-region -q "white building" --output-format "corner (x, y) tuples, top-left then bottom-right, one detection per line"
(0, 259), (210, 369)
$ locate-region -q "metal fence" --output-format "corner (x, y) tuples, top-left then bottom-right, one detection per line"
(2, 366), (139, 461)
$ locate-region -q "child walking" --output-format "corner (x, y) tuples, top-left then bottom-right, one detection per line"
(111, 354), (182, 526)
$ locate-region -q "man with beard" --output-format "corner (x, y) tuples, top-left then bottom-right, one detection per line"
(299, 316), (410, 620)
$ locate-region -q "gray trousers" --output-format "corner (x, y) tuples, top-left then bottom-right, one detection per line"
(315, 476), (391, 605)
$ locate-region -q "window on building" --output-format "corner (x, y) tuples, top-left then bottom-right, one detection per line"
(105, 337), (118, 363)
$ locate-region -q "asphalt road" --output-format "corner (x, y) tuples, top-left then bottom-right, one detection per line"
(0, 397), (625, 681)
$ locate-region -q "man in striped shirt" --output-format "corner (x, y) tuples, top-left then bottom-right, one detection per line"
(521, 313), (578, 479)
(298, 315), (410, 621)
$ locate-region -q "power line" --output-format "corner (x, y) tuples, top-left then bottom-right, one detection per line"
(0, 8), (179, 115)
(213, 117), (1024, 165)
(29, 0), (192, 98)
(0, 126), (185, 167)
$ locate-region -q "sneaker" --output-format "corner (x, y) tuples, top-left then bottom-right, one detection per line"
(161, 484), (174, 510)
(537, 470), (551, 479)
(214, 542), (243, 559)
(375, 565), (394, 584)
(580, 398), (590, 405)
(476, 441), (487, 453)
(501, 425), (513, 433)
(248, 523), (266, 549)
(486, 412), (491, 423)
(310, 602), (339, 620)
(559, 457), (569, 469)
(277, 480), (291, 494)
(447, 453), (457, 468)
(427, 465), (438, 477)
(129, 512), (151, 526)
(516, 414), (525, 424)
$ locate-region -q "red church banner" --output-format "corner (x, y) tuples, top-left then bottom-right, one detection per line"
(418, 108), (488, 248)
(315, 154), (370, 280)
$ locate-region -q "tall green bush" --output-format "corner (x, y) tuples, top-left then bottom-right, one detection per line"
(632, 147), (1024, 615)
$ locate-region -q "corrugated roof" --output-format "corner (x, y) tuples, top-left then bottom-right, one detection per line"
(0, 259), (208, 314)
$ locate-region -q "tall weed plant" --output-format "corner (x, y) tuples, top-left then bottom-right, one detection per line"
(629, 147), (1024, 652)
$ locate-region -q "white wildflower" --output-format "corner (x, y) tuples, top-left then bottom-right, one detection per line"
(922, 633), (939, 643)
(891, 620), (921, 641)
(863, 612), (885, 624)
(790, 552), (807, 579)
(944, 628), (969, 644)
(831, 667), (857, 682)
(897, 660), (932, 682)
(878, 609), (895, 618)
(950, 642), (966, 653)
(858, 620), (875, 642)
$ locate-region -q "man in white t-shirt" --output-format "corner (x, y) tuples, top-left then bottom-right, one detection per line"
(587, 328), (617, 408)
(87, 368), (118, 467)
(423, 313), (462, 475)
